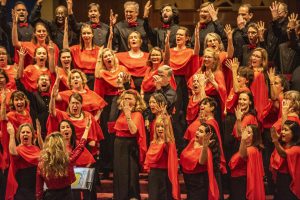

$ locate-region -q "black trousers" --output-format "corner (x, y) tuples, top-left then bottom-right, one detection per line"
(274, 172), (298, 200)
(44, 186), (73, 200)
(113, 137), (141, 200)
(230, 176), (246, 200)
(183, 172), (209, 200)
(15, 167), (36, 200)
(148, 168), (173, 200)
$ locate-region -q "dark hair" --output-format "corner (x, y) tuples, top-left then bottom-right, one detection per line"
(238, 67), (254, 87)
(57, 48), (73, 69)
(32, 22), (50, 45)
(239, 91), (257, 117)
(9, 90), (29, 110)
(69, 93), (83, 104)
(14, 1), (26, 8)
(240, 3), (253, 14)
(201, 123), (221, 172)
(147, 47), (163, 67)
(283, 120), (300, 146)
(0, 68), (9, 84)
(160, 4), (179, 24)
(0, 46), (12, 64)
(150, 93), (167, 105)
(199, 97), (217, 113)
(248, 124), (264, 150)
(277, 74), (290, 92)
(59, 120), (76, 149)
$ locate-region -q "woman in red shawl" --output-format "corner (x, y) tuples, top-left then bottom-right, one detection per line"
(56, 48), (73, 91)
(64, 22), (102, 90)
(17, 45), (55, 92)
(6, 123), (40, 200)
(116, 31), (149, 92)
(94, 48), (132, 178)
(229, 124), (265, 200)
(0, 47), (16, 90)
(180, 123), (221, 200)
(272, 90), (300, 133)
(144, 115), (180, 200)
(12, 17), (59, 67)
(55, 69), (107, 121)
(113, 89), (147, 200)
(270, 120), (300, 200)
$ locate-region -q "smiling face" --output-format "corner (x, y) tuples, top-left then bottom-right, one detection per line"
(199, 5), (211, 24)
(37, 75), (50, 92)
(60, 121), (72, 142)
(34, 47), (47, 65)
(149, 49), (162, 64)
(0, 48), (8, 67)
(125, 4), (138, 23)
(70, 72), (83, 90)
(60, 52), (72, 70)
(203, 50), (215, 69)
(161, 6), (173, 24)
(69, 96), (82, 116)
(281, 124), (293, 144)
(81, 27), (93, 43)
(15, 4), (28, 22)
(55, 6), (67, 24)
(238, 93), (251, 113)
(34, 24), (48, 43)
(88, 5), (100, 24)
(128, 32), (142, 49)
(250, 50), (263, 68)
(149, 96), (159, 114)
(19, 125), (33, 146)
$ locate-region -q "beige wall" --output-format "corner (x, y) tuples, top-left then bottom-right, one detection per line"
(40, 0), (55, 21)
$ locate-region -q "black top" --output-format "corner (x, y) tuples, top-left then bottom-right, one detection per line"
(29, 4), (78, 49)
(233, 22), (250, 63)
(68, 14), (109, 47)
(113, 18), (148, 52)
(16, 78), (50, 139)
(143, 17), (179, 49)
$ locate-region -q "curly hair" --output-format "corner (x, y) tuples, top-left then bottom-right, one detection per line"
(95, 48), (119, 78)
(201, 123), (221, 173)
(16, 123), (36, 145)
(204, 33), (225, 51)
(39, 132), (69, 179)
(117, 89), (146, 112)
(160, 4), (179, 24)
(67, 69), (87, 89)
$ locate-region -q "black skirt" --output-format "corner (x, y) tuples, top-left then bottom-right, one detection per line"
(14, 167), (36, 200)
(148, 168), (173, 200)
(183, 172), (209, 200)
(43, 186), (73, 200)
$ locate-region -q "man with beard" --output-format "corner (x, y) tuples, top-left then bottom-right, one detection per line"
(113, 1), (149, 52)
(143, 1), (180, 49)
(266, 1), (289, 72)
(232, 3), (254, 62)
(29, 0), (78, 49)
(0, 0), (33, 58)
(15, 74), (51, 139)
(67, 0), (109, 47)
(192, 2), (227, 55)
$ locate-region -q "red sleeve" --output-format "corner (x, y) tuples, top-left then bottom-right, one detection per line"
(0, 121), (9, 170)
(167, 143), (180, 200)
(286, 146), (300, 199)
(214, 70), (227, 118)
(133, 112), (147, 167)
(35, 167), (44, 200)
(94, 78), (105, 97)
(183, 120), (200, 141)
(246, 147), (266, 200)
(46, 109), (66, 134)
(70, 139), (87, 164)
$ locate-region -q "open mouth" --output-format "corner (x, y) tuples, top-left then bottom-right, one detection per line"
(23, 136), (29, 142)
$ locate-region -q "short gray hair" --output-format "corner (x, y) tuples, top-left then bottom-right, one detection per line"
(124, 1), (139, 13)
(158, 65), (173, 77)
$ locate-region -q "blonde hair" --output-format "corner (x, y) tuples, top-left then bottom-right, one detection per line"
(39, 132), (69, 179)
(117, 89), (146, 112)
(284, 90), (300, 115)
(95, 48), (119, 78)
(67, 69), (87, 89)
(153, 115), (175, 143)
(248, 47), (268, 70)
(204, 33), (225, 51)
(202, 47), (220, 72)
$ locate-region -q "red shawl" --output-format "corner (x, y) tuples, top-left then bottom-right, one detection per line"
(47, 109), (103, 154)
(219, 54), (233, 95)
(58, 89), (107, 116)
(66, 144), (95, 166)
(170, 48), (199, 80)
(180, 138), (220, 200)
(183, 118), (227, 174)
(232, 114), (258, 139)
(286, 146), (300, 199)
(70, 45), (100, 74)
(229, 147), (265, 200)
(114, 112), (147, 166)
(3, 65), (17, 90)
(141, 66), (177, 92)
(14, 42), (59, 67)
(5, 145), (40, 200)
(56, 67), (70, 91)
(116, 52), (149, 77)
(94, 65), (132, 97)
(21, 65), (53, 92)
(250, 71), (270, 122)
(186, 95), (200, 125)
(144, 142), (180, 200)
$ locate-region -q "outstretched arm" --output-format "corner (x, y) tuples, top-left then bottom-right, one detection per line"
(163, 31), (170, 65)
(193, 24), (200, 55)
(63, 17), (69, 49)
(49, 75), (60, 116)
(12, 9), (21, 48)
(16, 47), (27, 79)
(8, 122), (18, 155)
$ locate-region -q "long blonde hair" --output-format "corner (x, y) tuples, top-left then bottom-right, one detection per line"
(153, 115), (175, 143)
(39, 132), (69, 179)
(95, 48), (119, 78)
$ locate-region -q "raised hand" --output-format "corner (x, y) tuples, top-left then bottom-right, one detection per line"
(66, 0), (73, 15)
(225, 58), (239, 71)
(203, 132), (213, 148)
(165, 30), (170, 47)
(110, 9), (118, 26)
(122, 100), (131, 118)
(288, 13), (299, 30)
(11, 9), (18, 24)
(241, 126), (252, 141)
(224, 24), (233, 40)
(235, 105), (243, 120)
(270, 127), (280, 143)
(17, 47), (28, 59)
(269, 1), (279, 21)
(267, 67), (276, 83)
(153, 74), (162, 90)
(207, 4), (218, 21)
(36, 118), (42, 138)
(7, 122), (15, 136)
(143, 0), (152, 18)
(257, 21), (266, 41)
(36, 0), (43, 6)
